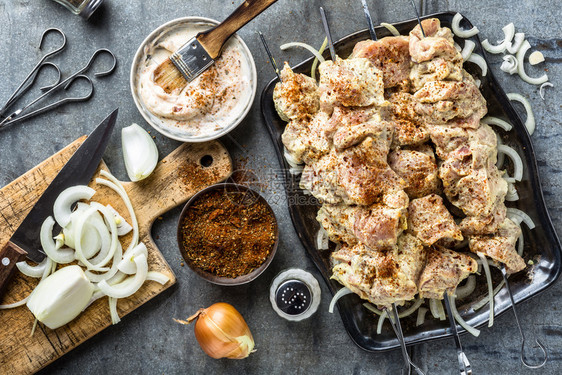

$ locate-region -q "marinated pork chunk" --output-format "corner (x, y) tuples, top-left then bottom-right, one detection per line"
(273, 63), (320, 121)
(317, 190), (408, 250)
(282, 112), (331, 164)
(330, 107), (389, 150)
(418, 247), (478, 299)
(409, 19), (459, 63)
(350, 36), (411, 88)
(319, 57), (385, 111)
(331, 234), (426, 306)
(410, 57), (463, 92)
(413, 73), (487, 128)
(301, 135), (405, 205)
(469, 218), (525, 273)
(389, 145), (441, 198)
(407, 194), (463, 246)
(387, 92), (430, 147)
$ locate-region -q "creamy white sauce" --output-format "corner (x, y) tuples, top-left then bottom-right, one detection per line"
(136, 22), (254, 138)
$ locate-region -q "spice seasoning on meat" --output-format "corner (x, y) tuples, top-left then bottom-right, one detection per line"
(180, 189), (276, 278)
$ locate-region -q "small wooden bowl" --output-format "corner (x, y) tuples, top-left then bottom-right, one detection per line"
(177, 183), (278, 286)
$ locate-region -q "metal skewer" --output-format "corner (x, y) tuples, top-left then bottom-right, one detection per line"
(258, 31), (282, 82)
(360, 0), (377, 41)
(319, 7), (337, 61)
(409, 0), (426, 37)
(387, 304), (426, 375)
(443, 293), (472, 375)
(500, 266), (548, 369)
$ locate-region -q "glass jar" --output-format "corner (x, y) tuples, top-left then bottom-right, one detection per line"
(51, 0), (104, 19)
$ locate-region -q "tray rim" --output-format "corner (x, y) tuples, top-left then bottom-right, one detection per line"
(260, 10), (562, 352)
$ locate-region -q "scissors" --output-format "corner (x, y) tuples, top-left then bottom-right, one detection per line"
(0, 28), (117, 129)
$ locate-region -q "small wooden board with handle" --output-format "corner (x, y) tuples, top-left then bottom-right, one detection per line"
(0, 137), (232, 374)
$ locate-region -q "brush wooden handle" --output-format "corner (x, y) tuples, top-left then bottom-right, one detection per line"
(197, 0), (278, 59)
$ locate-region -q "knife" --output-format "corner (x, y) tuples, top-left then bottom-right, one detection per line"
(0, 109), (118, 298)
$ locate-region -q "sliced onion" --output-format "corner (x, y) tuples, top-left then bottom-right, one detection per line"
(497, 145), (523, 181)
(481, 23), (515, 54)
(98, 253), (148, 299)
(505, 181), (519, 202)
(74, 207), (112, 271)
(474, 78), (481, 88)
(363, 302), (382, 316)
(328, 287), (353, 313)
(316, 227), (329, 250)
(455, 275), (476, 299)
(86, 242), (123, 283)
(16, 257), (50, 278)
(118, 242), (148, 275)
(496, 134), (505, 169)
(539, 82), (553, 100)
(0, 296), (30, 310)
(429, 298), (446, 320)
(41, 216), (75, 264)
(500, 55), (518, 75)
(84, 290), (105, 310)
(398, 298), (424, 318)
(506, 208), (535, 229)
(517, 233), (524, 256)
(280, 42), (326, 64)
(476, 252), (495, 327)
(472, 279), (505, 311)
(515, 41), (548, 85)
(454, 42), (462, 52)
(507, 33), (525, 54)
(53, 186), (96, 227)
(507, 92), (536, 134)
(416, 307), (428, 327)
(376, 310), (388, 334)
(86, 215), (112, 265)
(452, 13), (479, 38)
(466, 53), (487, 76)
(448, 294), (480, 336)
(529, 51), (545, 65)
(380, 22), (400, 36)
(109, 297), (120, 325)
(105, 204), (133, 236)
(122, 123), (158, 182)
(482, 116), (513, 131)
(147, 271), (171, 285)
(461, 40), (476, 61)
(311, 37), (328, 81)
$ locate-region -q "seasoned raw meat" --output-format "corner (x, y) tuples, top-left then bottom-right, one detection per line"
(407, 194), (463, 245)
(389, 145), (441, 198)
(273, 63), (319, 121)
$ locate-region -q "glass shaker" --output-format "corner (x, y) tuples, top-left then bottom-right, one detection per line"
(50, 0), (104, 19)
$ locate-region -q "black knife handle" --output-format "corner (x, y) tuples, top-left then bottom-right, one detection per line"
(0, 241), (28, 300)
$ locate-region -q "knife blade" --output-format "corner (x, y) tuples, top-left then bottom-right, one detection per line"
(0, 108), (118, 298)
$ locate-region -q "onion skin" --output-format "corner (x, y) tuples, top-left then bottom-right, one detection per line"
(178, 302), (255, 359)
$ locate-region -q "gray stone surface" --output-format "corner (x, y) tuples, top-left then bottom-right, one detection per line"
(0, 0), (560, 374)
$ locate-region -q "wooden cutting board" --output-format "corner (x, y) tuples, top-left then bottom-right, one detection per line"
(0, 137), (232, 374)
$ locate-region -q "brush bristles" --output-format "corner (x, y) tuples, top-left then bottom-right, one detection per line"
(153, 59), (188, 94)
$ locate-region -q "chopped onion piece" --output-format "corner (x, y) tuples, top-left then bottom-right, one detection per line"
(118, 242), (148, 275)
(529, 51), (545, 65)
(454, 42), (462, 52)
(398, 298), (424, 318)
(429, 298), (446, 320)
(280, 42), (326, 64)
(86, 241), (123, 283)
(328, 287), (353, 313)
(452, 13), (479, 38)
(86, 215), (112, 265)
(476, 252), (495, 327)
(505, 182), (519, 202)
(507, 33), (525, 54)
(73, 206), (113, 271)
(98, 254), (148, 299)
(461, 40), (476, 61)
(515, 41), (548, 85)
(500, 55), (518, 75)
(539, 82), (553, 100)
(517, 233), (524, 256)
(122, 123), (158, 182)
(109, 297), (120, 325)
(311, 37), (328, 81)
(41, 216), (75, 264)
(380, 22), (400, 36)
(0, 296), (30, 310)
(455, 275), (476, 300)
(481, 23), (515, 54)
(147, 271), (171, 285)
(53, 186), (96, 227)
(448, 294), (480, 337)
(416, 307), (428, 327)
(472, 279), (505, 311)
(482, 116), (513, 131)
(376, 310), (388, 334)
(507, 92), (536, 134)
(506, 208), (535, 229)
(105, 204), (133, 236)
(16, 257), (50, 278)
(316, 227), (329, 250)
(466, 53), (487, 76)
(497, 145), (523, 181)
(496, 134), (505, 169)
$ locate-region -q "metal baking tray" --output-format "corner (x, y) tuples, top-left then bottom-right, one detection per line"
(260, 11), (561, 351)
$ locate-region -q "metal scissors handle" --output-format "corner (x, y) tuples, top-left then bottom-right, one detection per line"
(0, 28), (66, 114)
(0, 75), (94, 129)
(387, 304), (426, 375)
(443, 293), (472, 375)
(0, 48), (116, 127)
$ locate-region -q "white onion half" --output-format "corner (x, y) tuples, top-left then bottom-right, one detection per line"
(122, 123), (159, 182)
(452, 13), (479, 38)
(53, 186), (95, 227)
